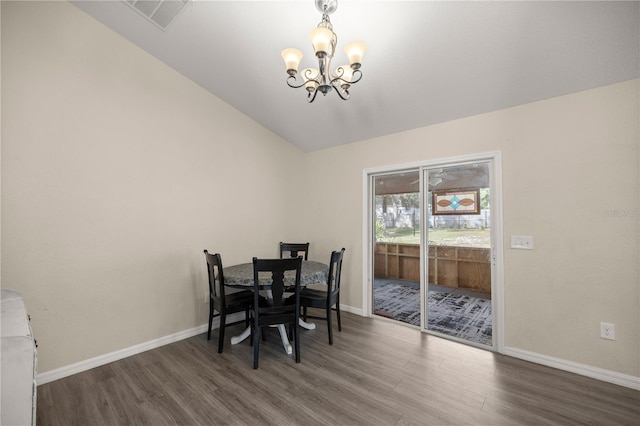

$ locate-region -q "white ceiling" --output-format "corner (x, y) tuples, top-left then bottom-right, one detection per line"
(70, 1), (640, 153)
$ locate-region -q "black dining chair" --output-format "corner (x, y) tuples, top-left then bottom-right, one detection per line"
(203, 250), (253, 353)
(250, 257), (302, 369)
(279, 242), (309, 260)
(300, 248), (345, 345)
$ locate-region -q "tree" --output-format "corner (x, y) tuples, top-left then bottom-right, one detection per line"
(480, 188), (490, 209)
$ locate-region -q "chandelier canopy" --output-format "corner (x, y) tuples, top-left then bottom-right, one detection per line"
(281, 0), (366, 103)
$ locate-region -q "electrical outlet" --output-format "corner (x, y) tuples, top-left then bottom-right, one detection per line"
(600, 322), (615, 340)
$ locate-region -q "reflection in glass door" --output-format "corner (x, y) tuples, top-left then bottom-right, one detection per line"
(425, 162), (493, 346)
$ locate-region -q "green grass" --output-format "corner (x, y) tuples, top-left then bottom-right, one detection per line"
(379, 226), (491, 247)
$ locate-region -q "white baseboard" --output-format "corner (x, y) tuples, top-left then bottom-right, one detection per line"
(36, 307), (367, 386)
(339, 304), (362, 316)
(36, 312), (244, 386)
(503, 346), (640, 391)
(38, 309), (639, 392)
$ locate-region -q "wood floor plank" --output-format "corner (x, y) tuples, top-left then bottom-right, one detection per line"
(37, 310), (640, 425)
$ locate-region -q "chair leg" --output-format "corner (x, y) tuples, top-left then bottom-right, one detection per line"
(326, 305), (333, 345)
(294, 322), (300, 363)
(302, 305), (308, 321)
(218, 313), (226, 353)
(253, 327), (260, 369)
(336, 298), (342, 331)
(207, 303), (214, 340)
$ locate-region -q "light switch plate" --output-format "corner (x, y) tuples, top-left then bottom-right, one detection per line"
(511, 235), (534, 250)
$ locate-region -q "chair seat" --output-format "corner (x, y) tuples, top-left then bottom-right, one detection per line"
(222, 289), (254, 307)
(300, 287), (328, 301)
(259, 296), (296, 309)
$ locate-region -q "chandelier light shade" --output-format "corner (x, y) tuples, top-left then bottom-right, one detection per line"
(281, 48), (304, 74)
(281, 0), (366, 103)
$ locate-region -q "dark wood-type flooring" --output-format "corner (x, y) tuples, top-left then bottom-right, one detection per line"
(37, 310), (640, 425)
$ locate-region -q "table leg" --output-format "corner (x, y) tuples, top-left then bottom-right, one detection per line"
(299, 318), (316, 330)
(276, 325), (293, 355)
(230, 324), (293, 355)
(230, 326), (251, 345)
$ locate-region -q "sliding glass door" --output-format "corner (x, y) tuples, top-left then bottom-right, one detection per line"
(369, 155), (499, 349)
(371, 170), (422, 326)
(424, 162), (493, 346)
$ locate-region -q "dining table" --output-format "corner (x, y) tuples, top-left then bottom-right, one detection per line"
(223, 260), (329, 354)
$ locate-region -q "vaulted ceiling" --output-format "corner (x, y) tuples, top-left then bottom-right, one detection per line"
(71, 1), (640, 152)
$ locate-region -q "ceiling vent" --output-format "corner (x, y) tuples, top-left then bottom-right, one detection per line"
(124, 0), (191, 30)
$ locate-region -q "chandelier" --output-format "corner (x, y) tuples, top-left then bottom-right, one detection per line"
(281, 0), (366, 103)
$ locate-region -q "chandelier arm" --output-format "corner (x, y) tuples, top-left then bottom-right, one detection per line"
(307, 89), (320, 103)
(329, 73), (345, 86)
(287, 75), (305, 89)
(349, 69), (363, 85)
(329, 76), (345, 86)
(328, 66), (362, 87)
(286, 75), (319, 89)
(329, 66), (344, 86)
(331, 81), (350, 101)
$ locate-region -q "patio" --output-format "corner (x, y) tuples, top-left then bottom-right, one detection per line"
(373, 278), (493, 346)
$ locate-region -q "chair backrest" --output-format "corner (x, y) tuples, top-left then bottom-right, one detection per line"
(204, 250), (226, 304)
(327, 248), (346, 295)
(279, 242), (309, 260)
(252, 257), (302, 315)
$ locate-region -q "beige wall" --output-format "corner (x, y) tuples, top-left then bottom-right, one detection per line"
(2, 1), (638, 381)
(1, 2), (306, 372)
(304, 79), (639, 377)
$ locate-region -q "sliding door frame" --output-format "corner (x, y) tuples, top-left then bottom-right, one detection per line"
(362, 151), (505, 353)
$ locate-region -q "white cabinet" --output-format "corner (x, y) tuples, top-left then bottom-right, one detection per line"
(1, 290), (38, 426)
